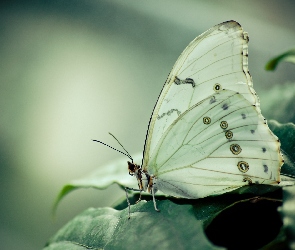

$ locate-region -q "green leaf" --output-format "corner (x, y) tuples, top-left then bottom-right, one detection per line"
(52, 154), (142, 214)
(52, 184), (78, 216)
(268, 121), (295, 160)
(265, 49), (295, 71)
(49, 121), (295, 249)
(205, 194), (283, 249)
(46, 199), (224, 250)
(46, 190), (285, 250)
(268, 120), (295, 178)
(260, 226), (288, 250)
(280, 185), (295, 249)
(259, 83), (295, 124)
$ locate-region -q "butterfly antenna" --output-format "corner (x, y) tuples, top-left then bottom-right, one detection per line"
(108, 132), (133, 162)
(92, 134), (133, 162)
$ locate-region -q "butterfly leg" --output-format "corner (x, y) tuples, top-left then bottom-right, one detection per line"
(135, 191), (142, 204)
(151, 185), (160, 212)
(125, 186), (143, 219)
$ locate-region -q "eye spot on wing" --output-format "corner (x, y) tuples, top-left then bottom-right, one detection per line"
(262, 147), (266, 153)
(203, 117), (211, 125)
(237, 161), (249, 173)
(220, 121), (228, 129)
(241, 113), (246, 119)
(230, 144), (242, 155)
(250, 129), (255, 134)
(225, 130), (233, 139)
(213, 83), (222, 92)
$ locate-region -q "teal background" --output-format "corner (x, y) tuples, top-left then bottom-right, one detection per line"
(1, 1), (295, 249)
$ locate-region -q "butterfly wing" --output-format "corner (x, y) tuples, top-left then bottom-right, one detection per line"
(149, 89), (282, 198)
(142, 20), (283, 198)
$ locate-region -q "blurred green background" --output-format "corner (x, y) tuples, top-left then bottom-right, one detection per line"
(1, 0), (295, 249)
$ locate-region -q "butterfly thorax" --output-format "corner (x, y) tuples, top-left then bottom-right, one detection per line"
(127, 161), (158, 194)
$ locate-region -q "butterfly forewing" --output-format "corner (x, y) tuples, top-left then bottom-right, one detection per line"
(141, 21), (283, 199)
(143, 21), (260, 168)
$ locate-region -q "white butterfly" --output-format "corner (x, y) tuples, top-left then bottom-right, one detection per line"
(125, 20), (284, 217)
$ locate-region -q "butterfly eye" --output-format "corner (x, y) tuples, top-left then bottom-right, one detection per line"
(128, 161), (138, 173)
(237, 161), (249, 173)
(230, 144), (242, 155)
(213, 83), (222, 92)
(203, 117), (211, 124)
(220, 121), (228, 129)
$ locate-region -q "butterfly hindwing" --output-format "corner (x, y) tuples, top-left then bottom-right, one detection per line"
(145, 89), (280, 198)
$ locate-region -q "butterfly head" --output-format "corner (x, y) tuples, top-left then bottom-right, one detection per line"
(127, 161), (141, 176)
(128, 161), (148, 191)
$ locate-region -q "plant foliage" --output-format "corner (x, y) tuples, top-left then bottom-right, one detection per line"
(45, 121), (295, 250)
